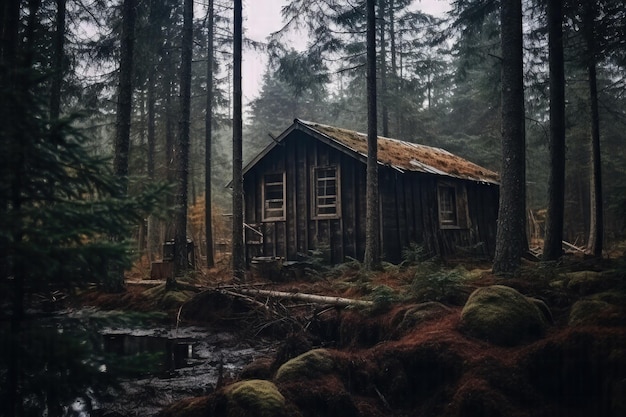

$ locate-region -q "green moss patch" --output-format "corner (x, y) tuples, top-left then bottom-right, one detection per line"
(274, 349), (335, 382)
(459, 285), (549, 346)
(221, 379), (287, 417)
(569, 292), (626, 327)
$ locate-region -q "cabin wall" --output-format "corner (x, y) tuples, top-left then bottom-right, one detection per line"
(243, 131), (367, 265)
(379, 172), (499, 262)
(243, 132), (499, 265)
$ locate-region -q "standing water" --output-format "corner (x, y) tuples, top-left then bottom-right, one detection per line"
(54, 308), (276, 416)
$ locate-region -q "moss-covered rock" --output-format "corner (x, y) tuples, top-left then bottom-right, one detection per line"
(565, 270), (610, 295)
(274, 349), (335, 382)
(568, 292), (626, 327)
(459, 285), (549, 346)
(219, 379), (287, 417)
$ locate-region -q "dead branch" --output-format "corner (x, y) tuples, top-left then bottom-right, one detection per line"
(232, 288), (374, 308)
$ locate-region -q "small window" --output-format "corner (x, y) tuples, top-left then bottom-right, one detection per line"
(312, 166), (340, 218)
(263, 172), (285, 221)
(438, 185), (458, 227)
(437, 182), (469, 229)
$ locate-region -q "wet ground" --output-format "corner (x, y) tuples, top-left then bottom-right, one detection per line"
(55, 308), (277, 416)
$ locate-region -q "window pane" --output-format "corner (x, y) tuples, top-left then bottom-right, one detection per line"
(438, 186), (457, 226)
(314, 166), (338, 217)
(264, 173), (284, 220)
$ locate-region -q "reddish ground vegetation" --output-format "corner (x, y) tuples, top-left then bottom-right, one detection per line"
(76, 256), (626, 417)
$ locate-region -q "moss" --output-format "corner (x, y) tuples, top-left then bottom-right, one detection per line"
(399, 302), (452, 331)
(222, 379), (287, 417)
(274, 349), (335, 383)
(568, 298), (625, 327)
(565, 270), (608, 295)
(459, 285), (549, 346)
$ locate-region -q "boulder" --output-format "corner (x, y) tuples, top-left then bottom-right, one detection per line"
(274, 349), (335, 382)
(459, 285), (549, 346)
(568, 291), (626, 327)
(220, 379), (288, 417)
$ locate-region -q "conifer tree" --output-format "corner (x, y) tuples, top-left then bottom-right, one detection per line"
(543, 0), (566, 261)
(232, 0), (244, 280)
(493, 0), (527, 274)
(172, 0), (193, 282)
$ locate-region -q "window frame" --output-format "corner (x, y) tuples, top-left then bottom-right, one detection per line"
(311, 165), (341, 220)
(437, 181), (469, 229)
(262, 172), (286, 221)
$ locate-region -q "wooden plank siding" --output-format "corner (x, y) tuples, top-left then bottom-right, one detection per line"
(242, 129), (499, 266)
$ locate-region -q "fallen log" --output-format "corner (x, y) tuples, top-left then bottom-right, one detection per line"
(562, 240), (586, 253)
(226, 288), (374, 308)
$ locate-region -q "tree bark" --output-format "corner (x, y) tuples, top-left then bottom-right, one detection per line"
(110, 0), (136, 292)
(587, 59), (603, 257)
(543, 0), (565, 261)
(205, 0), (215, 268)
(583, 3), (603, 258)
(49, 0), (65, 120)
(231, 288), (374, 308)
(364, 0), (380, 271)
(232, 0), (245, 280)
(492, 0), (526, 275)
(378, 0), (389, 137)
(172, 0), (193, 283)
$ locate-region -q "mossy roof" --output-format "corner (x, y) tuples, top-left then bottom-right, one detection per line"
(302, 120), (499, 184)
(242, 119), (499, 185)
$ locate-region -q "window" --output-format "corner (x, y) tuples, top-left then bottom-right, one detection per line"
(263, 172), (285, 221)
(437, 182), (469, 229)
(438, 185), (457, 226)
(312, 166), (340, 218)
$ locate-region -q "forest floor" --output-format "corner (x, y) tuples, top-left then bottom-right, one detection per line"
(74, 250), (626, 417)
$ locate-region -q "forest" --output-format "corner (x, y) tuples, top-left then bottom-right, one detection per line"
(1, 0), (626, 416)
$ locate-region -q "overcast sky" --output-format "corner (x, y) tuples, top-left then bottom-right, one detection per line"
(240, 0), (451, 104)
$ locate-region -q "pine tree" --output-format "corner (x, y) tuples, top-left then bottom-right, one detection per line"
(172, 0), (193, 282)
(364, 0), (380, 270)
(110, 0), (137, 292)
(493, 0), (527, 274)
(543, 0), (566, 261)
(232, 0), (244, 280)
(205, 0), (215, 268)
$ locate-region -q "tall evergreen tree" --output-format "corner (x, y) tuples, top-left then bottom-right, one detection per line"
(364, 0), (380, 270)
(493, 0), (527, 274)
(232, 0), (244, 280)
(110, 0), (136, 292)
(205, 0), (215, 268)
(543, 0), (566, 260)
(172, 0), (193, 282)
(580, 0), (602, 257)
(49, 0), (65, 120)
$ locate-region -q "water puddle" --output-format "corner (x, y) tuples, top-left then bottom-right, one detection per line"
(53, 309), (276, 416)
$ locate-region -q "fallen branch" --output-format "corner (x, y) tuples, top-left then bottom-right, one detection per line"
(562, 240), (586, 253)
(230, 288), (374, 308)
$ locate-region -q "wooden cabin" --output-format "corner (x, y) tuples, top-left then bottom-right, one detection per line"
(242, 119), (500, 265)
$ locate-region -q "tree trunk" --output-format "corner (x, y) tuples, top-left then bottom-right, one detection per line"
(231, 288), (374, 308)
(0, 0), (20, 70)
(232, 0), (245, 280)
(110, 0), (136, 292)
(543, 0), (565, 261)
(172, 0), (193, 284)
(364, 0), (380, 271)
(378, 0), (389, 137)
(49, 0), (65, 120)
(492, 0), (526, 275)
(205, 0), (215, 268)
(583, 4), (603, 258)
(145, 0), (157, 262)
(587, 59), (603, 257)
